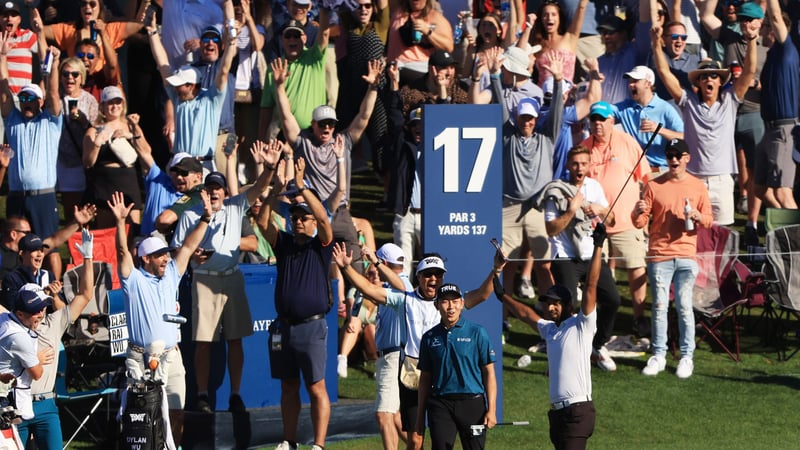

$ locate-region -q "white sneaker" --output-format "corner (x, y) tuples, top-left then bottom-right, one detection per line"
(519, 278), (535, 298)
(641, 355), (666, 376)
(592, 346), (617, 372)
(311, 445), (324, 450)
(337, 354), (348, 378)
(676, 357), (694, 379)
(275, 441), (298, 450)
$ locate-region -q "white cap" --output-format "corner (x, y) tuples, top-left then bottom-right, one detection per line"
(19, 83), (43, 99)
(624, 66), (655, 85)
(416, 256), (447, 273)
(100, 85), (124, 103)
(168, 152), (192, 170)
(376, 243), (406, 265)
(312, 105), (337, 122)
(166, 65), (202, 87)
(137, 236), (171, 257)
(542, 77), (573, 97)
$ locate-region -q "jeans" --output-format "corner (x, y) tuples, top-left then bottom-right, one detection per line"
(648, 258), (698, 358)
(17, 398), (62, 450)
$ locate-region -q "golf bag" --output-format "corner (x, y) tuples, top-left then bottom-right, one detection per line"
(118, 379), (165, 450)
(0, 395), (24, 450)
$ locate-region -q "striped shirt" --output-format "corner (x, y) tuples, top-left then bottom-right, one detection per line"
(7, 28), (38, 94)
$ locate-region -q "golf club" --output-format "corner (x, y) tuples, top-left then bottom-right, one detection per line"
(602, 122), (663, 224)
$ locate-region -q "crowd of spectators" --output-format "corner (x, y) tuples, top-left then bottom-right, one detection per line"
(0, 0), (797, 448)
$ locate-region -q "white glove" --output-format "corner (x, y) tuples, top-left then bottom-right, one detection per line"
(73, 228), (94, 259)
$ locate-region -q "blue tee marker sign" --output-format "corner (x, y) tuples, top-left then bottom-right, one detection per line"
(422, 104), (503, 419)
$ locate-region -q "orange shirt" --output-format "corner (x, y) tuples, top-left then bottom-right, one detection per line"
(632, 173), (713, 262)
(49, 21), (129, 69)
(581, 129), (649, 234)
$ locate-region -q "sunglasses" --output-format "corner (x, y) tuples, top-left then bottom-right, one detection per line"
(77, 52), (95, 59)
(665, 152), (685, 160)
(18, 94), (37, 102)
(670, 34), (688, 41)
(290, 215), (314, 223)
(61, 70), (80, 78)
(317, 119), (336, 129)
(699, 73), (720, 80)
(201, 36), (220, 44)
(420, 269), (445, 278)
(80, 1), (98, 7)
(170, 169), (190, 177)
(589, 114), (607, 122)
(283, 30), (303, 39)
(724, 0), (743, 6)
(656, 9), (666, 16)
(357, 3), (373, 9)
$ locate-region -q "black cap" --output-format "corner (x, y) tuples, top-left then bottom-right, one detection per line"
(170, 156), (203, 173)
(429, 50), (455, 67)
(436, 283), (463, 301)
(597, 16), (626, 33)
(1, 1), (21, 15)
(19, 233), (49, 252)
(204, 171), (227, 188)
(282, 19), (305, 35)
(540, 285), (572, 305)
(665, 138), (690, 155)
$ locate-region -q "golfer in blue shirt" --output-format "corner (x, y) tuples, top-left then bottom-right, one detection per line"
(413, 283), (497, 450)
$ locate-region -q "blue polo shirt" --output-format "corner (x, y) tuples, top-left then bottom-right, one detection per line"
(374, 272), (413, 351)
(538, 104), (579, 181)
(418, 317), (495, 396)
(121, 259), (183, 349)
(760, 38), (799, 122)
(194, 59), (235, 133)
(614, 95), (685, 168)
(140, 164), (183, 236)
(5, 108), (62, 191)
(169, 83), (226, 159)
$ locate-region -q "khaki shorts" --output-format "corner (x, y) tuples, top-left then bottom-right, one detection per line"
(375, 350), (401, 413)
(502, 201), (550, 260)
(695, 174), (735, 226)
(192, 270), (254, 342)
(608, 228), (647, 269)
(126, 346), (186, 409)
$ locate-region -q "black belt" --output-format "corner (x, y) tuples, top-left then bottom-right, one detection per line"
(378, 346), (402, 357)
(9, 187), (55, 196)
(32, 392), (55, 402)
(433, 393), (483, 401)
(765, 118), (797, 128)
(409, 207), (422, 214)
(284, 313), (325, 326)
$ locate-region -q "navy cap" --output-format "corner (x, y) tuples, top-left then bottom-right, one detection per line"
(19, 233), (49, 252)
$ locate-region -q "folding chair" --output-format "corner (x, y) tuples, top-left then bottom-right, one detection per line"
(729, 259), (775, 342)
(67, 226), (128, 290)
(764, 224), (800, 361)
(56, 342), (119, 449)
(692, 224), (748, 361)
(765, 208), (800, 233)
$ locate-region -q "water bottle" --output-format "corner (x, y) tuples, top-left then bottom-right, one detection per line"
(500, 0), (510, 24)
(453, 21), (463, 45)
(412, 29), (422, 44)
(41, 50), (52, 75)
(684, 198), (694, 232)
(227, 18), (237, 40)
(89, 20), (97, 41)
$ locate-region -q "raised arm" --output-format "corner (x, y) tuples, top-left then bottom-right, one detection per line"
(347, 59), (384, 143)
(241, 0), (265, 51)
(0, 32), (12, 117)
(326, 134), (347, 208)
(40, 205), (96, 257)
(215, 0), (239, 92)
(697, 0), (722, 40)
(108, 192), (135, 278)
(574, 58), (604, 119)
(68, 229), (95, 323)
(173, 190), (212, 274)
(581, 223), (606, 316)
(296, 157), (333, 243)
(246, 138), (283, 205)
(733, 20), (759, 100)
(44, 46), (61, 116)
(362, 245), (407, 291)
(272, 58), (301, 144)
(127, 114), (153, 170)
(145, 15), (174, 83)
(464, 250), (508, 309)
(493, 275), (541, 327)
(95, 20), (120, 84)
(334, 242), (389, 304)
(650, 25), (683, 102)
(564, 0), (589, 46)
(316, 7), (331, 50)
(766, 0), (788, 44)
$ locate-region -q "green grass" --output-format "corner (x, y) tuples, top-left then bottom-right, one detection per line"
(331, 175), (800, 448)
